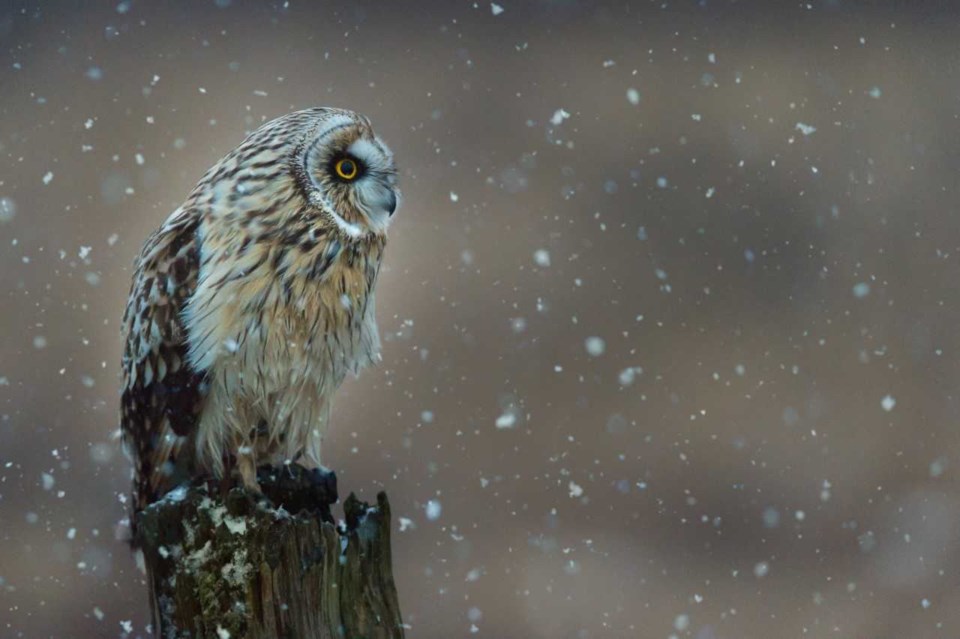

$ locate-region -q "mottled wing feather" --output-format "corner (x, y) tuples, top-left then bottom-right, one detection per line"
(121, 207), (206, 513)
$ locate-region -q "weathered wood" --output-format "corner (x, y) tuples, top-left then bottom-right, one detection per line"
(136, 465), (404, 639)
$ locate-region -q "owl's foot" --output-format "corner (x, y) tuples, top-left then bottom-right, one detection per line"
(255, 463), (337, 523)
(306, 466), (338, 506)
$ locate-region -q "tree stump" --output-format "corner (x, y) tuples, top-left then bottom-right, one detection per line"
(135, 465), (405, 639)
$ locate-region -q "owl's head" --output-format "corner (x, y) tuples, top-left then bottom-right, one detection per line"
(293, 109), (399, 238)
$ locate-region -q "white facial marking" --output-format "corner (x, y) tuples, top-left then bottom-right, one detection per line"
(303, 116), (396, 237)
(347, 137), (396, 233)
(347, 139), (392, 173)
(308, 190), (363, 238)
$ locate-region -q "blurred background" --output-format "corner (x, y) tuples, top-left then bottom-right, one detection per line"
(2, 1), (960, 637)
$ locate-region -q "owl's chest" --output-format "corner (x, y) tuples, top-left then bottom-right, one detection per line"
(186, 237), (384, 394)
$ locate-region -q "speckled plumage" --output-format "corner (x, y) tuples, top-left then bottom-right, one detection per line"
(121, 108), (398, 515)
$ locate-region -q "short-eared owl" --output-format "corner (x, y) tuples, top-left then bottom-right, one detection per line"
(120, 108), (398, 515)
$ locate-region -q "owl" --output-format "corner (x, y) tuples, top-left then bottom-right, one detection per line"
(120, 107), (398, 517)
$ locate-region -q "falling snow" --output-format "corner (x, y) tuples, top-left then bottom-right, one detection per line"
(584, 336), (606, 356)
(425, 500), (442, 521)
(1, 4), (955, 638)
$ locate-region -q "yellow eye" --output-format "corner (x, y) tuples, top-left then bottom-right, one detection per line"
(334, 158), (359, 181)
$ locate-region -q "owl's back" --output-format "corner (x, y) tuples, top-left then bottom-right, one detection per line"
(120, 206), (206, 513)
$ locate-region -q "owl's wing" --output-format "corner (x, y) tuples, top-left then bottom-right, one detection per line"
(120, 207), (206, 513)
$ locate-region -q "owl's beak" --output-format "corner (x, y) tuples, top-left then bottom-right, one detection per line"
(385, 190), (398, 217)
(361, 183), (399, 227)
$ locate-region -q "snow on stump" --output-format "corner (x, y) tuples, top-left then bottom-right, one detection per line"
(136, 464), (405, 638)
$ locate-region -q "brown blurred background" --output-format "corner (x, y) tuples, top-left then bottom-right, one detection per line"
(2, 1), (960, 637)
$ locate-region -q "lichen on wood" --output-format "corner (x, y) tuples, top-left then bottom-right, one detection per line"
(136, 465), (404, 639)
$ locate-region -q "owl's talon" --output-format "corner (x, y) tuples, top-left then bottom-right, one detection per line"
(307, 466), (338, 504)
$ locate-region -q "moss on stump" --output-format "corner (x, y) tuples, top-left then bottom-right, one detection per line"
(136, 465), (404, 639)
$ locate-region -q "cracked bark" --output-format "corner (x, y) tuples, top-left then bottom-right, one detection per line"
(136, 465), (405, 639)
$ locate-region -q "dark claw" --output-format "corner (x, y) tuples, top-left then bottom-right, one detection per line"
(307, 467), (338, 505)
(256, 463), (338, 524)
